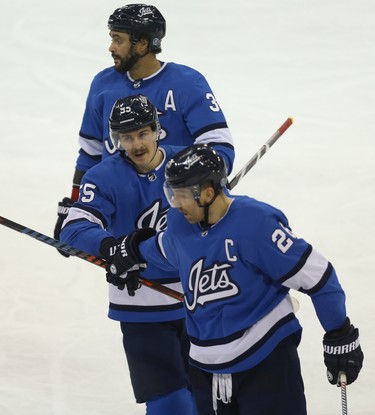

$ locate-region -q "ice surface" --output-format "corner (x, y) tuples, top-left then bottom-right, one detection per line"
(0, 0), (374, 414)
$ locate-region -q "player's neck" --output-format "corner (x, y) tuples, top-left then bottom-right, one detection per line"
(129, 54), (161, 80)
(148, 148), (164, 171)
(136, 148), (164, 174)
(207, 194), (232, 225)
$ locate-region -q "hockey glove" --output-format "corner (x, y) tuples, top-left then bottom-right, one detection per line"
(100, 236), (136, 291)
(54, 197), (74, 257)
(106, 268), (142, 296)
(100, 228), (156, 296)
(323, 317), (363, 386)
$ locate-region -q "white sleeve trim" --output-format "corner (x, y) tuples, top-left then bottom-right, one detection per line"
(194, 128), (234, 147)
(63, 206), (104, 229)
(79, 135), (103, 157)
(282, 247), (329, 291)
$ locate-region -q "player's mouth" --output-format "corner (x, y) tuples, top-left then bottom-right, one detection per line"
(132, 150), (148, 161)
(179, 209), (191, 219)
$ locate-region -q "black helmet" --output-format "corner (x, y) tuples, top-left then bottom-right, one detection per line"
(108, 4), (166, 52)
(109, 94), (160, 149)
(165, 145), (227, 191)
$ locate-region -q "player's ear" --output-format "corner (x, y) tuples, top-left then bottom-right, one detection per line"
(201, 185), (215, 203)
(137, 36), (149, 53)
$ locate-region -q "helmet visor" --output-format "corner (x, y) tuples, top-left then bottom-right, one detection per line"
(163, 182), (200, 208)
(110, 126), (157, 151)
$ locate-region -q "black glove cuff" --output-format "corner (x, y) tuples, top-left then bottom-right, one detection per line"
(324, 317), (351, 341)
(127, 228), (157, 261)
(99, 237), (119, 261)
(57, 197), (74, 218)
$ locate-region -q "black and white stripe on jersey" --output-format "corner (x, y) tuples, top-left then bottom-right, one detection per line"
(188, 295), (296, 371)
(278, 244), (333, 294)
(79, 133), (103, 158)
(63, 204), (107, 230)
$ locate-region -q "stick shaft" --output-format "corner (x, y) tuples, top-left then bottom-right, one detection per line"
(227, 117), (294, 190)
(340, 372), (348, 415)
(0, 215), (184, 302)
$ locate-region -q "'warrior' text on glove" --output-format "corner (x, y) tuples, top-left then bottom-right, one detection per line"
(323, 317), (364, 386)
(54, 197), (74, 257)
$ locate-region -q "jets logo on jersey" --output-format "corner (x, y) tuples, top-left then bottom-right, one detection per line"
(185, 258), (239, 312)
(136, 199), (168, 232)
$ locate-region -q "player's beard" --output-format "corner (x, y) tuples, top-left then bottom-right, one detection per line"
(113, 52), (140, 74)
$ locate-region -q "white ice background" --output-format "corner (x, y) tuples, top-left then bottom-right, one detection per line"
(0, 1), (374, 414)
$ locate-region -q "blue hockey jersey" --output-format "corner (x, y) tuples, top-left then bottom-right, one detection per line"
(139, 196), (347, 373)
(61, 144), (233, 323)
(77, 62), (234, 172)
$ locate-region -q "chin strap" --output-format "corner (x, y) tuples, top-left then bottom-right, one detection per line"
(197, 189), (220, 230)
(201, 204), (210, 230)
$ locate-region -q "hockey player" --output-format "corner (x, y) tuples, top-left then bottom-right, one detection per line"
(104, 145), (364, 415)
(54, 3), (234, 248)
(60, 96), (234, 414)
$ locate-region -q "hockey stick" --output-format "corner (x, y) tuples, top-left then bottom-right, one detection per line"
(0, 118), (293, 303)
(0, 215), (184, 302)
(339, 372), (348, 415)
(226, 117), (294, 190)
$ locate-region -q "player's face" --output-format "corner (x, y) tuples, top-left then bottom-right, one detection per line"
(119, 126), (159, 172)
(169, 188), (205, 224)
(109, 31), (140, 73)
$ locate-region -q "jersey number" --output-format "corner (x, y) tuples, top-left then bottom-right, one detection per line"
(206, 93), (220, 112)
(272, 229), (293, 253)
(80, 183), (96, 203)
